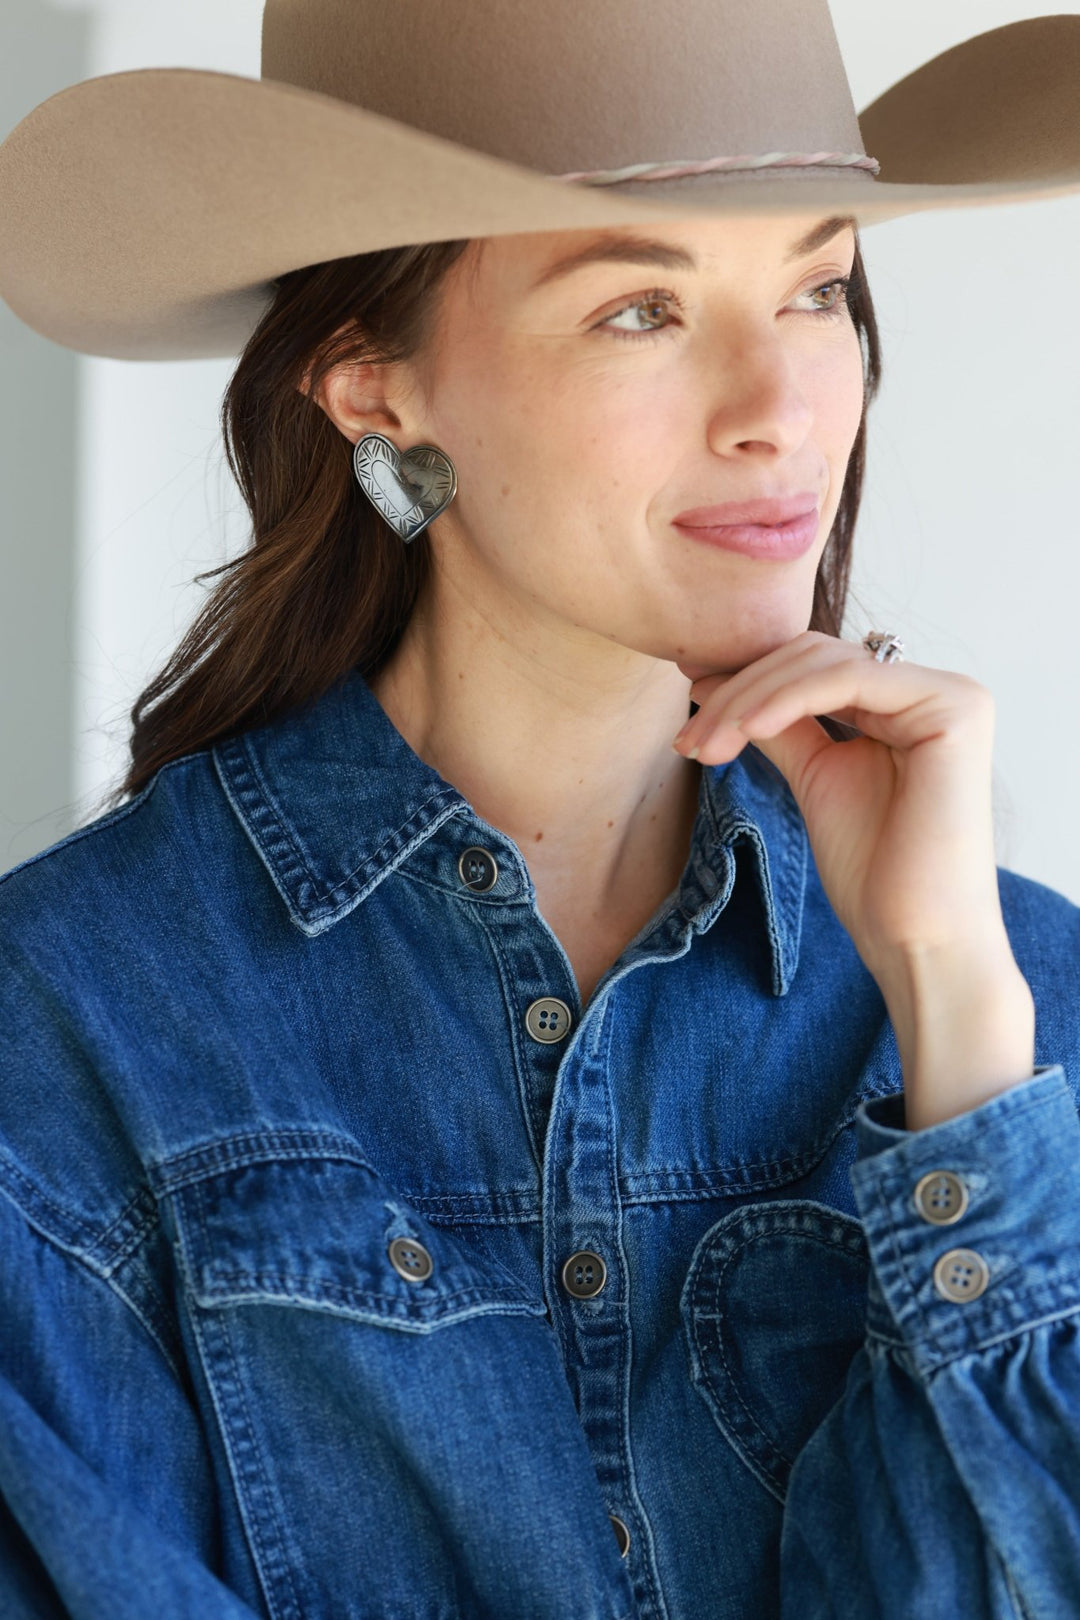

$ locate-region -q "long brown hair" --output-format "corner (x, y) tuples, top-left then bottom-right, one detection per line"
(108, 231), (882, 807)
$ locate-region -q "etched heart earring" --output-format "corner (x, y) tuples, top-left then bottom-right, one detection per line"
(352, 431), (457, 543)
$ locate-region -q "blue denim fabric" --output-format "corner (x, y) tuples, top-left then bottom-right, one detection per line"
(1, 666), (1079, 1620)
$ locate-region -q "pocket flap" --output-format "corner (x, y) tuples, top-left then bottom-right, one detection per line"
(166, 1147), (545, 1333)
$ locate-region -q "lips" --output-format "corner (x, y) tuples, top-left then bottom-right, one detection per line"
(673, 494), (818, 527)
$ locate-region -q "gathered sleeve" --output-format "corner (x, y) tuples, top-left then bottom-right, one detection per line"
(781, 1063), (1080, 1619)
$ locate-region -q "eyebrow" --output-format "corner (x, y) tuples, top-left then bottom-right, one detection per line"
(528, 213), (857, 291)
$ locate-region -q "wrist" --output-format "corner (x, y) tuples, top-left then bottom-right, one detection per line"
(876, 941), (1036, 1131)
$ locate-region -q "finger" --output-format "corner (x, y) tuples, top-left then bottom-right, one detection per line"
(730, 663), (982, 756)
(678, 658), (982, 764)
(682, 640), (857, 744)
(687, 636), (840, 719)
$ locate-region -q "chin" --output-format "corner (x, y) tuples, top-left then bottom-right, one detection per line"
(668, 609), (815, 680)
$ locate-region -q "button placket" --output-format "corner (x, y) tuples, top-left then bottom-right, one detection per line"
(561, 1249), (607, 1299)
(540, 1013), (664, 1616)
(525, 997), (573, 1044)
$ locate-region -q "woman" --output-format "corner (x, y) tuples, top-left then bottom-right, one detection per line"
(1, 2), (1080, 1616)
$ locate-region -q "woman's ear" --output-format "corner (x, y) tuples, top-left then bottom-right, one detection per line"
(301, 354), (410, 451)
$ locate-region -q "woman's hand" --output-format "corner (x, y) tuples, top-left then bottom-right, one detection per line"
(673, 630), (1035, 1125)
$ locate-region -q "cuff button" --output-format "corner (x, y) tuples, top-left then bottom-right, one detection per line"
(914, 1169), (969, 1225)
(933, 1247), (990, 1302)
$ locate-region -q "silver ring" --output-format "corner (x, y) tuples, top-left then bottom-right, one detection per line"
(862, 630), (905, 664)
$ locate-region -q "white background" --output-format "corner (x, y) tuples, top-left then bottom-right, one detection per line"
(2, 0), (1079, 901)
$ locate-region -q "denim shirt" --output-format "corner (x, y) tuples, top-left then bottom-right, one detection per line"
(2, 667), (1080, 1620)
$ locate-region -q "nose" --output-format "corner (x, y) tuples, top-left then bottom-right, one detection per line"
(704, 334), (814, 460)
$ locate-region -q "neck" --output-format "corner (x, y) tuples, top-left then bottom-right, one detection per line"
(368, 578), (702, 918)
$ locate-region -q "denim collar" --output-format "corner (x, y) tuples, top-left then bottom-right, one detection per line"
(212, 668), (808, 996)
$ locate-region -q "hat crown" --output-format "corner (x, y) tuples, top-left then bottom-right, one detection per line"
(260, 0), (866, 176)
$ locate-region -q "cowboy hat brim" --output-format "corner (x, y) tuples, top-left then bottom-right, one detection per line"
(1, 15), (1078, 361)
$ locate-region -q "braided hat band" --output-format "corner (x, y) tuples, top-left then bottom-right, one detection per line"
(555, 152), (882, 185)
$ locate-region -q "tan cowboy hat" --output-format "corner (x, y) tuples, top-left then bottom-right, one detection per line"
(0, 0), (1078, 362)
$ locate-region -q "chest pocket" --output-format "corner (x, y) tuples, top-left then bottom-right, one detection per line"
(167, 1147), (546, 1330)
(157, 1147), (634, 1620)
(681, 1198), (870, 1504)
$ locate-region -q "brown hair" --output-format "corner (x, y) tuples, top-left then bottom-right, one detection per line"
(107, 231), (881, 807)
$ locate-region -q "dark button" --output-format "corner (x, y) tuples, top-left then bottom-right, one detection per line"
(913, 1170), (969, 1225)
(388, 1236), (433, 1283)
(932, 1247), (990, 1302)
(561, 1250), (607, 1298)
(524, 997), (572, 1043)
(458, 846), (499, 892)
(609, 1514), (630, 1558)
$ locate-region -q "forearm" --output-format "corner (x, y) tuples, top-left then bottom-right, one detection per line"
(876, 938), (1036, 1131)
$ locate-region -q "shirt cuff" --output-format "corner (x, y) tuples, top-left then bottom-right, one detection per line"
(848, 1065), (1080, 1376)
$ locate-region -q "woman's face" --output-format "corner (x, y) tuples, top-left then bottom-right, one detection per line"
(398, 209), (865, 675)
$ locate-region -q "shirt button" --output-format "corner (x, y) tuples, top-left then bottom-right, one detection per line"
(609, 1514), (630, 1558)
(561, 1250), (607, 1298)
(524, 997), (572, 1043)
(387, 1236), (434, 1283)
(913, 1170), (969, 1225)
(932, 1247), (990, 1302)
(458, 846), (499, 892)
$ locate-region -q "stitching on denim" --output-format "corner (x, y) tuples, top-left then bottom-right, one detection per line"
(103, 1260), (186, 1387)
(0, 1176), (186, 1386)
(706, 747), (809, 996)
(687, 1208), (868, 1497)
(197, 1301), (302, 1620)
(861, 1082), (1070, 1352)
(194, 1271), (538, 1312)
(918, 1300), (1080, 1375)
(862, 1072), (1068, 1188)
(153, 1132), (544, 1222)
(85, 1184), (160, 1272)
(213, 737), (315, 913)
(149, 1130), (377, 1189)
(392, 861), (531, 905)
(306, 791), (465, 909)
(618, 1085), (903, 1198)
(215, 731), (465, 915)
(866, 1173), (934, 1347)
(600, 1008), (671, 1620)
(464, 903), (549, 1177)
(411, 1189), (541, 1214)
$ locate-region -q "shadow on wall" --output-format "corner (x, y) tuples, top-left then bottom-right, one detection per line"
(0, 0), (93, 874)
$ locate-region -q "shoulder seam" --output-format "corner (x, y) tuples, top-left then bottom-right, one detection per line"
(0, 751), (210, 889)
(0, 1176), (185, 1383)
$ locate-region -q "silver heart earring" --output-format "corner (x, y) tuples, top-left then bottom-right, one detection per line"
(352, 431), (457, 543)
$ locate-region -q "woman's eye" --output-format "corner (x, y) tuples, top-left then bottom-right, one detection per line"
(596, 277), (854, 342)
(795, 277), (853, 319)
(597, 289), (684, 341)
